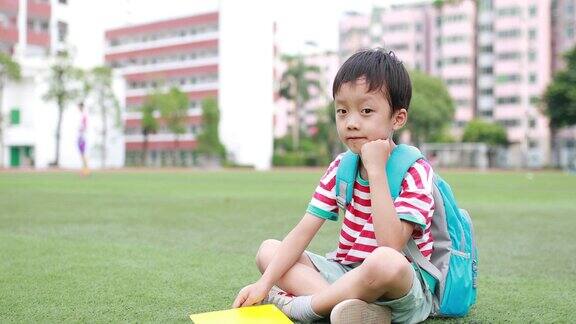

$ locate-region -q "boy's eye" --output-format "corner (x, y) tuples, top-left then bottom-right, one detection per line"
(361, 108), (374, 114)
(336, 108), (347, 115)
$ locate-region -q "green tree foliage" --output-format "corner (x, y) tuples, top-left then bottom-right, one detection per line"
(279, 55), (321, 150)
(543, 46), (576, 166)
(462, 119), (508, 145)
(84, 66), (120, 167)
(196, 97), (225, 162)
(0, 52), (21, 168)
(140, 90), (162, 166)
(160, 87), (188, 165)
(406, 70), (455, 145)
(43, 51), (84, 167)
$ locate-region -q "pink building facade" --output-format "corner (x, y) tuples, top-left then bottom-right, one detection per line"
(105, 13), (219, 166)
(339, 0), (573, 168)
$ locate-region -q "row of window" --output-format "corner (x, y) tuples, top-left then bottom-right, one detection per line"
(109, 24), (218, 47)
(110, 49), (218, 69)
(125, 150), (199, 167)
(26, 19), (50, 33)
(126, 100), (202, 112)
(497, 96), (540, 105)
(497, 5), (537, 18)
(125, 125), (200, 136)
(127, 73), (218, 91)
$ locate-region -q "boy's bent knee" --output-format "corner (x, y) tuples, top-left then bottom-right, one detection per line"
(255, 239), (281, 272)
(360, 247), (411, 289)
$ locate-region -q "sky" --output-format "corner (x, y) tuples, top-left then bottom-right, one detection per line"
(68, 0), (430, 68)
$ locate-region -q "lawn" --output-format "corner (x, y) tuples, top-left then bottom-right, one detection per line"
(1, 169), (575, 323)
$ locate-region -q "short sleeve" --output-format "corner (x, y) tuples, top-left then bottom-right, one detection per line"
(306, 155), (343, 221)
(394, 159), (435, 234)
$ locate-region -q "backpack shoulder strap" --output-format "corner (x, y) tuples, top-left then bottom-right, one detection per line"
(386, 144), (424, 199)
(335, 150), (360, 210)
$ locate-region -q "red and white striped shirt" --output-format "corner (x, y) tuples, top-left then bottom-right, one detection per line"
(307, 153), (435, 265)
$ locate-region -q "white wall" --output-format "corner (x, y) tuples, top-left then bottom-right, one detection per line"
(218, 0), (274, 170)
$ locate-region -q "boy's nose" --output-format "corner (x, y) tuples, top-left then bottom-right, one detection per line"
(346, 117), (360, 130)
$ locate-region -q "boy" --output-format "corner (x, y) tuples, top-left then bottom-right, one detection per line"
(233, 48), (435, 324)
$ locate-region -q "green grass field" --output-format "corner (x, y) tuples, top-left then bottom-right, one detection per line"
(1, 169), (575, 323)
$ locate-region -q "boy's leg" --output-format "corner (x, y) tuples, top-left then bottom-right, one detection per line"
(310, 246), (414, 316)
(256, 239), (330, 296)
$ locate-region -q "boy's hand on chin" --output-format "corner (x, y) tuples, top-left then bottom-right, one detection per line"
(360, 138), (392, 174)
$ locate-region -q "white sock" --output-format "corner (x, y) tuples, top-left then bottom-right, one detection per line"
(289, 295), (323, 322)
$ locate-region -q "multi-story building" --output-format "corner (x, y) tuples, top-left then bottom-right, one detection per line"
(106, 2), (275, 170)
(274, 50), (339, 139)
(339, 11), (370, 63)
(339, 0), (564, 168)
(105, 12), (220, 167)
(1, 0), (76, 168)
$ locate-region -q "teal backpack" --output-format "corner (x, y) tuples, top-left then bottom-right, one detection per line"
(335, 144), (478, 317)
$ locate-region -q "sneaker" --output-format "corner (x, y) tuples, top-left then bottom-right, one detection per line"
(261, 286), (296, 316)
(330, 299), (392, 324)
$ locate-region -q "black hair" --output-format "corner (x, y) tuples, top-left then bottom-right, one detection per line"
(332, 48), (412, 112)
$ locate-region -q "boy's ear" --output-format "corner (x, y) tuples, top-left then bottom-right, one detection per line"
(392, 108), (408, 130)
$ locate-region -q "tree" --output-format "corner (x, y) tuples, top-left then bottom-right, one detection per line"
(160, 87), (188, 166)
(140, 91), (161, 166)
(543, 46), (576, 167)
(315, 101), (343, 159)
(462, 119), (508, 145)
(0, 53), (21, 168)
(406, 70), (455, 145)
(196, 97), (225, 165)
(279, 55), (321, 150)
(84, 66), (120, 168)
(43, 51), (84, 167)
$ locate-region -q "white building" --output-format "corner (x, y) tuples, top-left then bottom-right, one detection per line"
(1, 0), (124, 169)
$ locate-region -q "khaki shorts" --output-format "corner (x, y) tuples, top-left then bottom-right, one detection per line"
(306, 251), (433, 324)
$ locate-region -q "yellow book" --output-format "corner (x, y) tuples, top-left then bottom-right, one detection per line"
(190, 304), (293, 324)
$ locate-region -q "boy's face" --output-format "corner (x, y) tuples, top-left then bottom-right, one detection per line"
(334, 77), (407, 154)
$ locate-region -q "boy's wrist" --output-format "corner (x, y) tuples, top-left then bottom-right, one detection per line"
(367, 168), (387, 180)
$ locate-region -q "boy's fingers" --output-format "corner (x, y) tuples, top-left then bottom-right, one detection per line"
(240, 295), (255, 307)
(232, 291), (246, 308)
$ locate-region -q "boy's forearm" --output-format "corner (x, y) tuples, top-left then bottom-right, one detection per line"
(368, 171), (410, 250)
(259, 213), (324, 287)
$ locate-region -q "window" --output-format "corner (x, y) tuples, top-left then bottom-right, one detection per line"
(497, 29), (521, 38)
(443, 35), (466, 43)
(57, 21), (68, 42)
(497, 96), (520, 105)
(444, 56), (469, 65)
(480, 88), (494, 96)
(496, 74), (521, 83)
(530, 96), (539, 105)
(529, 73), (537, 84)
(528, 50), (537, 62)
(529, 118), (537, 129)
(479, 24), (493, 32)
(480, 0), (493, 11)
(497, 7), (520, 17)
(529, 29), (536, 40)
(480, 66), (493, 74)
(497, 119), (520, 127)
(59, 0), (67, 4)
(445, 78), (470, 85)
(10, 108), (20, 125)
(497, 52), (521, 60)
(529, 5), (537, 17)
(480, 45), (493, 53)
(480, 109), (493, 118)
